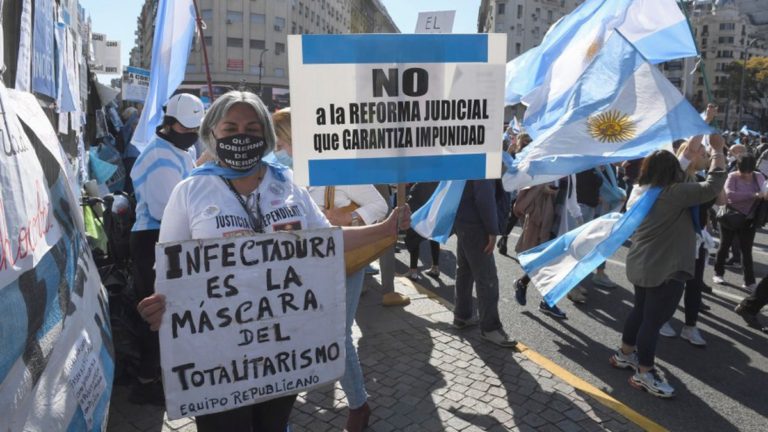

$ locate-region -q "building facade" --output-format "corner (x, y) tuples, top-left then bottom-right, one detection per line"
(679, 0), (768, 129)
(131, 0), (398, 108)
(477, 0), (583, 62)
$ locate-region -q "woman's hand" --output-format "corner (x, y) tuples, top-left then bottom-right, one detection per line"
(383, 204), (411, 235)
(137, 294), (166, 331)
(323, 207), (353, 226)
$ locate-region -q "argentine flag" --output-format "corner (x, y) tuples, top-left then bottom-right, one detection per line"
(411, 180), (466, 244)
(740, 125), (761, 136)
(519, 187), (662, 306)
(503, 32), (711, 192)
(506, 0), (697, 107)
(131, 0), (196, 151)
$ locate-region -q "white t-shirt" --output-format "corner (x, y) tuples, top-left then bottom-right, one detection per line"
(307, 185), (388, 225)
(159, 168), (331, 243)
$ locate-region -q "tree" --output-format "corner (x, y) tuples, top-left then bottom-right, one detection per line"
(723, 56), (768, 129)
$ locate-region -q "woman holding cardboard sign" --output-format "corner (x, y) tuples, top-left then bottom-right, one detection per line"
(138, 91), (410, 432)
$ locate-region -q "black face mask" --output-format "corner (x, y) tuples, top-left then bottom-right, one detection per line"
(215, 134), (267, 171)
(158, 126), (198, 150)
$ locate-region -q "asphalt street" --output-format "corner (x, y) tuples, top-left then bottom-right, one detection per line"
(392, 225), (768, 432)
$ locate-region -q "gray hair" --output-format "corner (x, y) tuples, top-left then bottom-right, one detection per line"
(199, 91), (276, 162)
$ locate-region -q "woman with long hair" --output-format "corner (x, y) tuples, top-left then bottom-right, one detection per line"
(610, 133), (726, 398)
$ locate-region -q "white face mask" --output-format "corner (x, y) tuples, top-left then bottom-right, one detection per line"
(273, 149), (293, 168)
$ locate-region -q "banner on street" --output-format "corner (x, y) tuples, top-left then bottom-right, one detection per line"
(156, 228), (346, 419)
(288, 33), (507, 186)
(122, 66), (151, 102)
(0, 83), (113, 432)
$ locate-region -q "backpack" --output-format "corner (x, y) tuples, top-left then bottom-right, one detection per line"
(495, 179), (511, 234)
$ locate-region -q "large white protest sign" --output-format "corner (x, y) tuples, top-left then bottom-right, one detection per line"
(0, 82), (113, 432)
(156, 228), (346, 419)
(288, 34), (506, 186)
(121, 66), (150, 102)
(91, 33), (121, 75)
(415, 11), (456, 33)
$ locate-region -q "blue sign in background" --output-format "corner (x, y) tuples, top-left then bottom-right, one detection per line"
(32, 0), (55, 98)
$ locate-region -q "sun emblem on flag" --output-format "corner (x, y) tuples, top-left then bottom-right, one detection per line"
(587, 110), (637, 143)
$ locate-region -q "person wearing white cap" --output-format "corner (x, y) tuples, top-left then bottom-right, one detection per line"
(127, 92), (205, 405)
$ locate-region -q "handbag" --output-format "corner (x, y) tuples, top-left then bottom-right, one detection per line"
(325, 187), (397, 275)
(747, 173), (768, 228)
(717, 205), (747, 230)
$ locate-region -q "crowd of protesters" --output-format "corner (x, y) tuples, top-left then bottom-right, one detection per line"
(94, 91), (768, 431)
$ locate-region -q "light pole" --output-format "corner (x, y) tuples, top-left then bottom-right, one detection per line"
(258, 48), (269, 95)
(737, 38), (759, 128)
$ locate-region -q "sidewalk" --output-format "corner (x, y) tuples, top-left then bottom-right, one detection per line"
(108, 274), (645, 432)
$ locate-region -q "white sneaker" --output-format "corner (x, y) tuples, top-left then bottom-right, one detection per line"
(742, 283), (757, 291)
(609, 348), (639, 371)
(659, 322), (677, 338)
(480, 329), (518, 348)
(680, 326), (707, 347)
(629, 368), (675, 398)
(567, 289), (587, 304)
(592, 272), (618, 288)
(712, 275), (725, 285)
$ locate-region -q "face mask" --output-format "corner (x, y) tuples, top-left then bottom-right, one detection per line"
(215, 133), (267, 171)
(160, 127), (198, 150)
(273, 149), (293, 168)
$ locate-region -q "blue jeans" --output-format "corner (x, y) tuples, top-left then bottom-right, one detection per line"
(340, 270), (368, 409)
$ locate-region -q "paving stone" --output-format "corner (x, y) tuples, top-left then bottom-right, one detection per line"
(522, 412), (548, 428)
(557, 419), (586, 432)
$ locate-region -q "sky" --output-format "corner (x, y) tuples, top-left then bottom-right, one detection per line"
(78, 0), (482, 84)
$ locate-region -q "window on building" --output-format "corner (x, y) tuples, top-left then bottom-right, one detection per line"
(251, 13), (265, 25)
(702, 25), (708, 35)
(548, 10), (553, 23)
(275, 17), (286, 31)
(292, 22), (297, 33)
(226, 11), (243, 24)
(515, 43), (521, 55)
(719, 36), (734, 44)
(227, 38), (243, 48)
(698, 77), (704, 85)
(204, 36), (212, 46)
(275, 42), (286, 55)
(275, 68), (286, 77)
(498, 2), (505, 15)
(517, 4), (523, 19)
(201, 9), (213, 23)
(719, 23), (735, 31)
(250, 65), (264, 76)
(250, 39), (265, 50)
(701, 38), (707, 48)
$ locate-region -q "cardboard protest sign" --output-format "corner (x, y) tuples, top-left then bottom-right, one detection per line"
(288, 34), (506, 186)
(0, 82), (113, 431)
(122, 66), (151, 103)
(415, 11), (456, 33)
(156, 228), (346, 419)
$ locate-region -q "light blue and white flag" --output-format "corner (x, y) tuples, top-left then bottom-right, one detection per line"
(506, 0), (696, 107)
(511, 116), (522, 134)
(131, 0), (196, 151)
(519, 187), (662, 306)
(740, 125), (760, 136)
(503, 32), (711, 192)
(411, 180), (466, 244)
